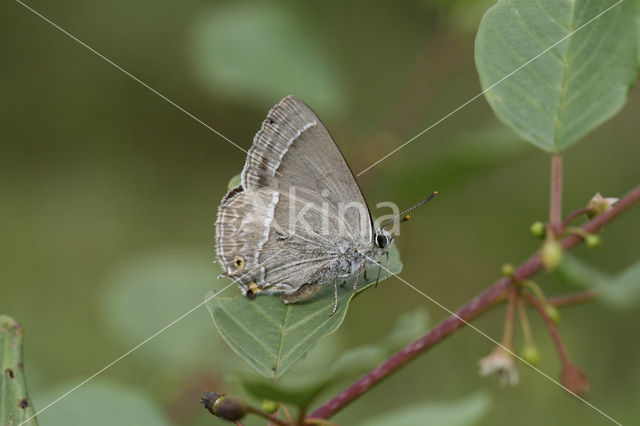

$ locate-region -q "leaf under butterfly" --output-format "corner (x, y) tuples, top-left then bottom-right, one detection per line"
(475, 0), (638, 152)
(235, 308), (428, 407)
(206, 245), (402, 379)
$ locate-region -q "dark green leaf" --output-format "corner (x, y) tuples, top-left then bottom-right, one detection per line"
(475, 0), (638, 152)
(1, 315), (38, 426)
(238, 375), (331, 408)
(236, 307), (427, 407)
(207, 246), (402, 379)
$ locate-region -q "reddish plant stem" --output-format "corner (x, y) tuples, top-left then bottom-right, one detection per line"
(560, 207), (592, 232)
(502, 286), (517, 348)
(550, 153), (563, 233)
(245, 406), (288, 426)
(544, 290), (599, 308)
(523, 293), (571, 365)
(310, 184), (640, 420)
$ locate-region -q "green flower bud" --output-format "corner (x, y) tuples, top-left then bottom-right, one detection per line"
(261, 400), (278, 414)
(501, 263), (515, 277)
(545, 305), (560, 325)
(520, 345), (541, 365)
(585, 234), (601, 249)
(530, 221), (546, 238)
(541, 240), (563, 271)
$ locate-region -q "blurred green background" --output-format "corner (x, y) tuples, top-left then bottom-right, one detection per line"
(1, 0), (639, 425)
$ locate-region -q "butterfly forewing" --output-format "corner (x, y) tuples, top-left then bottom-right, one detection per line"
(216, 96), (374, 296)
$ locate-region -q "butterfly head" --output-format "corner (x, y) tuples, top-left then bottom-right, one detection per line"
(374, 228), (393, 250)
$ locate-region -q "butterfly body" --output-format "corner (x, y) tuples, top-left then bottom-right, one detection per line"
(215, 96), (391, 310)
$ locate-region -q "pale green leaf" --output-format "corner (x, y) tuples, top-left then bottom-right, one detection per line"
(100, 248), (224, 368)
(383, 308), (430, 352)
(555, 253), (610, 290)
(601, 261), (640, 308)
(556, 255), (640, 309)
(227, 174), (241, 191)
(475, 0), (638, 152)
(190, 3), (347, 116)
(34, 381), (170, 426)
(1, 315), (38, 426)
(207, 246), (402, 379)
(358, 391), (492, 426)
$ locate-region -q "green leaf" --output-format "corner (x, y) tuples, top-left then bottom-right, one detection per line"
(382, 308), (430, 353)
(207, 246), (402, 379)
(358, 391), (492, 426)
(236, 307), (428, 407)
(227, 174), (241, 191)
(555, 253), (610, 290)
(190, 2), (347, 116)
(100, 248), (224, 368)
(34, 380), (170, 426)
(1, 315), (38, 426)
(475, 0), (638, 152)
(556, 255), (640, 309)
(238, 375), (331, 408)
(601, 262), (640, 309)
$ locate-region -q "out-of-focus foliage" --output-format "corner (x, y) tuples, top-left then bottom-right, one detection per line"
(100, 248), (224, 368)
(190, 2), (348, 116)
(475, 0), (638, 152)
(358, 391), (492, 426)
(557, 255), (640, 309)
(35, 380), (171, 426)
(1, 315), (38, 426)
(207, 246), (402, 379)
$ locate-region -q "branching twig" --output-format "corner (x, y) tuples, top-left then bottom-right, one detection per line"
(550, 153), (563, 233)
(543, 290), (599, 308)
(523, 293), (571, 365)
(310, 184), (640, 419)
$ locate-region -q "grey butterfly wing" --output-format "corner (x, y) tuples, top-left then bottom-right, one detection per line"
(241, 95), (373, 246)
(216, 186), (347, 293)
(216, 96), (371, 295)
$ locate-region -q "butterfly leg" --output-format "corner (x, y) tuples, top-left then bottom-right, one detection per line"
(375, 261), (382, 288)
(330, 279), (338, 317)
(364, 268), (368, 281)
(352, 263), (365, 294)
(384, 252), (390, 280)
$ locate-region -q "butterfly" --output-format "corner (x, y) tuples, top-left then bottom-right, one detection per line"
(215, 96), (433, 315)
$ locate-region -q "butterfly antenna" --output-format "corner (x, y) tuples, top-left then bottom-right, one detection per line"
(380, 191), (438, 230)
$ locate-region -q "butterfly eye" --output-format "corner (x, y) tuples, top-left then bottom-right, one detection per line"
(232, 255), (246, 270)
(375, 234), (389, 249)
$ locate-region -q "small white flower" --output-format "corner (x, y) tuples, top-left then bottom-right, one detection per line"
(586, 193), (618, 218)
(479, 347), (519, 386)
